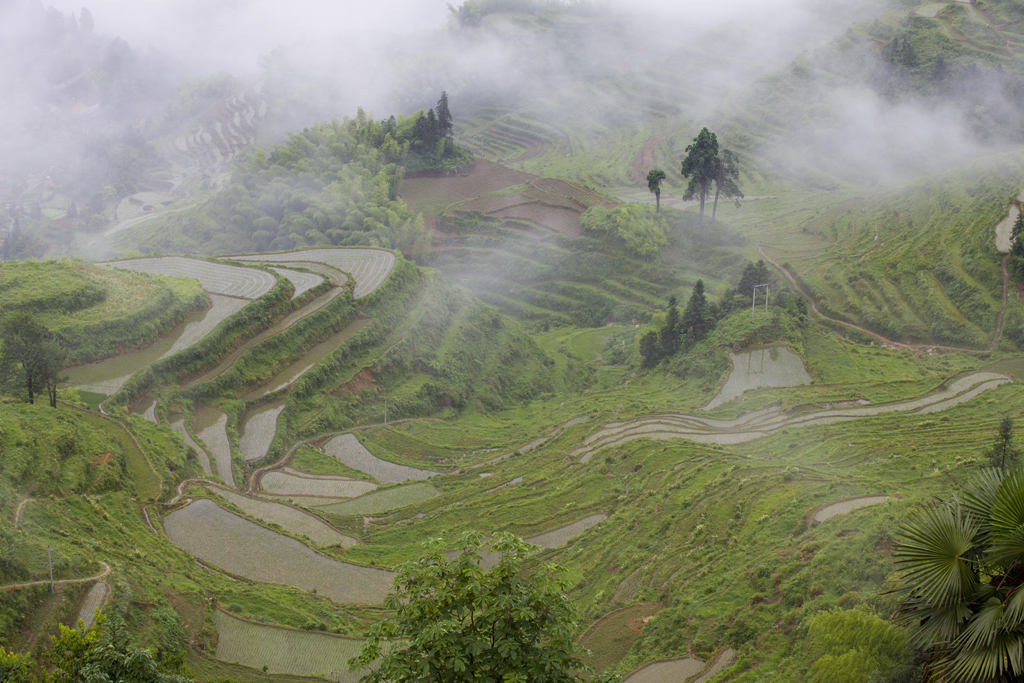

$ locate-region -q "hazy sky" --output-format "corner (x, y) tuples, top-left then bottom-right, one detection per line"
(44, 0), (453, 72)
(39, 0), (825, 74)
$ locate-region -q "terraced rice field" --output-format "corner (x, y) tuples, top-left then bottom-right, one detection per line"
(691, 649), (736, 683)
(576, 372), (1011, 458)
(259, 471), (378, 498)
(184, 289), (348, 389)
(229, 248), (395, 298)
(213, 610), (365, 681)
(528, 514), (607, 549)
(77, 582), (108, 629)
(169, 415), (212, 475)
(163, 294), (249, 355)
(323, 434), (437, 484)
(624, 658), (706, 683)
(814, 495), (891, 523)
(212, 487), (357, 547)
(102, 257), (276, 299)
(268, 267), (324, 300)
(579, 603), (662, 676)
(243, 320), (370, 399)
(135, 396), (158, 423)
(63, 295), (247, 395)
(238, 400), (285, 463)
(163, 500), (393, 603)
(703, 345), (812, 411)
(315, 482), (441, 516)
(195, 407), (233, 485)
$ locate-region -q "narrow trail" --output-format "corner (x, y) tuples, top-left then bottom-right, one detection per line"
(993, 253), (1011, 351)
(757, 246), (1000, 354)
(0, 561), (111, 591)
(65, 403), (165, 498)
(13, 495), (30, 525)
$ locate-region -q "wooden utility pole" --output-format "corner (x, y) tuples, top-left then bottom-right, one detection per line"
(48, 546), (54, 594)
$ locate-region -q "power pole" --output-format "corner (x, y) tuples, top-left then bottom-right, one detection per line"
(48, 546), (54, 594)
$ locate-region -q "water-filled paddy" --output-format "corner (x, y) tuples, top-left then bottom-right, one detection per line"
(269, 267), (324, 300)
(102, 257), (276, 299)
(169, 414), (212, 475)
(163, 499), (392, 603)
(63, 294), (247, 395)
(244, 320), (370, 399)
(195, 407), (233, 485)
(213, 610), (365, 681)
(238, 400), (285, 463)
(703, 345), (811, 411)
(315, 482), (441, 516)
(260, 471), (378, 498)
(323, 434), (436, 484)
(213, 487), (357, 547)
(229, 248), (395, 298)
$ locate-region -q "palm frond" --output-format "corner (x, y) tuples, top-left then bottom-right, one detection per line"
(894, 502), (979, 607)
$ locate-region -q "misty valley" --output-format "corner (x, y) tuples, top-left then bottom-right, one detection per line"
(4, 0), (1024, 681)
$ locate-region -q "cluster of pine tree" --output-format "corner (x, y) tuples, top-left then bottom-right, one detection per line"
(210, 93), (472, 259)
(639, 260), (805, 367)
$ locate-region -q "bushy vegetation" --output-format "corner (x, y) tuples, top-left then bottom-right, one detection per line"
(204, 101), (471, 261)
(0, 259), (208, 364)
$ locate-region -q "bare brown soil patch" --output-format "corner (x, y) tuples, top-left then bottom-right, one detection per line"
(93, 452), (114, 465)
(632, 134), (664, 183)
(335, 367), (375, 396)
(401, 160), (532, 209)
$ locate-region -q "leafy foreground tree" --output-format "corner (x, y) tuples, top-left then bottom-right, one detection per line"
(891, 466), (1024, 682)
(350, 532), (619, 683)
(0, 613), (195, 683)
(0, 312), (68, 407)
(680, 127), (718, 221)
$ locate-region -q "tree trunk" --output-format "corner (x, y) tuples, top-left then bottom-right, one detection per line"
(655, 190), (660, 213)
(698, 181), (706, 220)
(711, 183), (721, 224)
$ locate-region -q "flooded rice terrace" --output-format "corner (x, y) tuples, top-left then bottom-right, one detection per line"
(703, 345), (812, 411)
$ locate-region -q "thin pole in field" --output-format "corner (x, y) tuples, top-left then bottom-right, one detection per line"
(48, 546), (54, 593)
(384, 397), (387, 427)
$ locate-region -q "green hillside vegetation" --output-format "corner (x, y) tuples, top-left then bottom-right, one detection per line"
(0, 259), (208, 364)
(9, 1), (1024, 682)
(111, 103), (473, 262)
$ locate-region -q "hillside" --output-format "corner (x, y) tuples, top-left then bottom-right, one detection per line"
(0, 258), (208, 363)
(7, 1), (1024, 682)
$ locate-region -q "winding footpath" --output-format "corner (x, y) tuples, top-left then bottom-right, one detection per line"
(758, 246), (1010, 353)
(0, 561), (111, 591)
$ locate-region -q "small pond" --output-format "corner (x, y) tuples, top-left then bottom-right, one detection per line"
(702, 345), (811, 411)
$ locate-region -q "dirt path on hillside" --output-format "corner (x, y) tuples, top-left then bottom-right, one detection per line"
(632, 135), (664, 183)
(14, 495), (30, 525)
(0, 561), (110, 591)
(757, 246), (1002, 354)
(992, 253), (1010, 351)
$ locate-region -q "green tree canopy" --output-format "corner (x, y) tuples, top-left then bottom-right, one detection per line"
(580, 204), (669, 257)
(710, 148), (742, 224)
(988, 416), (1021, 469)
(0, 312), (68, 407)
(808, 607), (914, 683)
(892, 466), (1024, 682)
(646, 169), (666, 213)
(350, 532), (618, 683)
(681, 127), (718, 221)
